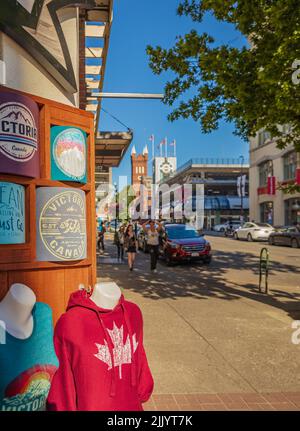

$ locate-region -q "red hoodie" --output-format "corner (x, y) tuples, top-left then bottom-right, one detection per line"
(47, 290), (154, 411)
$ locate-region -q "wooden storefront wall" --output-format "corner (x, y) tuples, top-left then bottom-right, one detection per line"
(0, 85), (96, 323)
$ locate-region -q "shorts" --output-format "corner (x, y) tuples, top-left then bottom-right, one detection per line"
(127, 246), (137, 253)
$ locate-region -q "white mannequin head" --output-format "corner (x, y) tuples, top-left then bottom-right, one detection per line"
(9, 283), (36, 307)
(90, 282), (121, 310)
(0, 283), (36, 339)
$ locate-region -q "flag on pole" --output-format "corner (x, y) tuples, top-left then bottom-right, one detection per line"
(149, 134), (155, 162)
(237, 176), (241, 197)
(267, 176), (276, 195)
(158, 138), (166, 157)
(164, 136), (168, 157)
(237, 175), (247, 197)
(241, 174), (247, 197)
(170, 139), (176, 157)
(158, 138), (166, 148)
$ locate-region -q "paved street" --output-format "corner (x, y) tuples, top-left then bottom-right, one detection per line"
(97, 234), (300, 410)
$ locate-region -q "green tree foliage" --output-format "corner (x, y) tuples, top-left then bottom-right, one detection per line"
(147, 0), (300, 192)
(116, 185), (136, 221)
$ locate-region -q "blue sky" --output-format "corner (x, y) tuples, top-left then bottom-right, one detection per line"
(99, 0), (249, 183)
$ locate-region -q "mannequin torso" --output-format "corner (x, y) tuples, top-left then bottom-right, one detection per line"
(0, 283), (36, 339)
(90, 282), (121, 309)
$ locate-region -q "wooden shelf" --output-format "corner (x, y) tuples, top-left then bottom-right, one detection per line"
(0, 86), (96, 323)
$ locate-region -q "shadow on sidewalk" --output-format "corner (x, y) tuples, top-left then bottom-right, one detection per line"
(97, 240), (300, 321)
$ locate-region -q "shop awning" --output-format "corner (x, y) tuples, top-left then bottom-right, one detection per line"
(95, 131), (133, 167)
(84, 0), (113, 132)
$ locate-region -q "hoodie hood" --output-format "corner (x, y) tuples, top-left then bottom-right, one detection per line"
(67, 289), (125, 314)
(66, 290), (136, 397)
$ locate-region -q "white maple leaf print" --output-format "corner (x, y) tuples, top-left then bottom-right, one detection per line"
(94, 322), (138, 379)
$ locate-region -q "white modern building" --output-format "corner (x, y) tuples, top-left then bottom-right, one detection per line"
(159, 157), (249, 229)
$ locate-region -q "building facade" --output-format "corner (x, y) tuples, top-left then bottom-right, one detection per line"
(131, 145), (148, 184)
(249, 131), (300, 226)
(130, 145), (152, 218)
(0, 1), (131, 221)
(0, 1), (132, 321)
(159, 158), (249, 229)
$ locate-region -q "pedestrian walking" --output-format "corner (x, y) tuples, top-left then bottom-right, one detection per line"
(114, 225), (125, 260)
(142, 220), (163, 272)
(124, 224), (138, 271)
(97, 221), (106, 253)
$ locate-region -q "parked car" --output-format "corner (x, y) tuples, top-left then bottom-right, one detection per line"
(159, 224), (212, 265)
(268, 226), (300, 248)
(214, 220), (242, 233)
(233, 222), (274, 242)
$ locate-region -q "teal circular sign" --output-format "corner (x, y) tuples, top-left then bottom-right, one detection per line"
(52, 127), (86, 182)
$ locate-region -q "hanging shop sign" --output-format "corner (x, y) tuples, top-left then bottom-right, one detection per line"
(36, 187), (87, 262)
(0, 182), (25, 244)
(0, 91), (39, 177)
(51, 126), (87, 183)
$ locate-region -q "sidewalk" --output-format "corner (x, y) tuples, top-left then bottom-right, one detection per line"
(145, 392), (300, 411)
(97, 238), (300, 411)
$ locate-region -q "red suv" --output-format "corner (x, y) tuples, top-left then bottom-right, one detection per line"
(159, 224), (212, 265)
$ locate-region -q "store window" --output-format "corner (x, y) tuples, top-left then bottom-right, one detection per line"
(260, 202), (274, 225)
(283, 151), (297, 181)
(285, 198), (300, 225)
(258, 160), (273, 186)
(258, 130), (271, 146)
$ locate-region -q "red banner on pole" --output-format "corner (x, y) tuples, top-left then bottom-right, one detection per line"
(296, 168), (300, 185)
(267, 176), (276, 195)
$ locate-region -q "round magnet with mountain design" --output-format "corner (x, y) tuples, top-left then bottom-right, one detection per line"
(0, 91), (39, 177)
(51, 126), (87, 183)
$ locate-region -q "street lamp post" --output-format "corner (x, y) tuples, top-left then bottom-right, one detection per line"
(140, 175), (144, 221)
(239, 155), (245, 223)
(126, 186), (129, 222)
(114, 182), (118, 232)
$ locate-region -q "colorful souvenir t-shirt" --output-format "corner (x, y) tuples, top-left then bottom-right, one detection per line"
(0, 302), (58, 411)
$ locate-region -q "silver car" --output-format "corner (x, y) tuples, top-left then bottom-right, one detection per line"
(214, 220), (241, 232)
(234, 222), (274, 242)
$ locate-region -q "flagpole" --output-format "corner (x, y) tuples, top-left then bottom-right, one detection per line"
(152, 135), (155, 164)
(174, 139), (176, 158)
(152, 135), (155, 178)
(165, 137), (168, 158)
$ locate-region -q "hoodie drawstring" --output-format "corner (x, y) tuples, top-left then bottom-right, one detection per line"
(122, 303), (137, 389)
(96, 312), (117, 397)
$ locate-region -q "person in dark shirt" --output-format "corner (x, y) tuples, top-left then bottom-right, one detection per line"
(97, 221), (106, 253)
(124, 224), (138, 271)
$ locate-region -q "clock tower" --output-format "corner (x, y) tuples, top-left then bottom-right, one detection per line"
(153, 156), (177, 184)
(131, 145), (148, 185)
